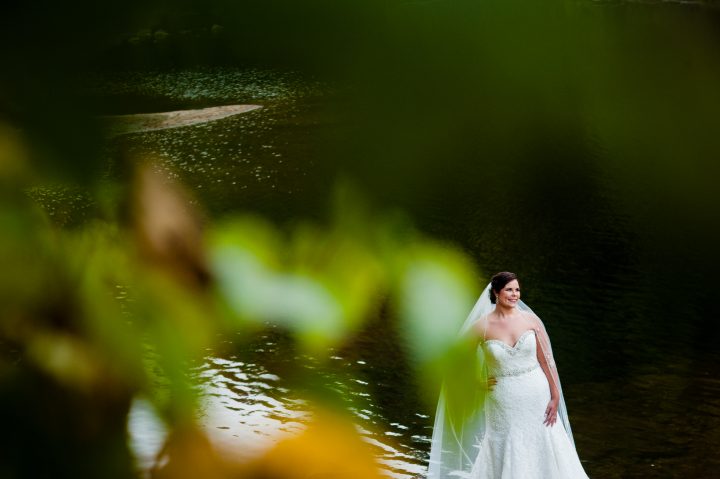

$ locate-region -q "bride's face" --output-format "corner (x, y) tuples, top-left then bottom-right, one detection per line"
(496, 279), (520, 307)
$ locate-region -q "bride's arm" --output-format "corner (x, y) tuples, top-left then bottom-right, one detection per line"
(470, 315), (487, 341)
(529, 314), (560, 426)
(469, 317), (497, 391)
(536, 342), (560, 398)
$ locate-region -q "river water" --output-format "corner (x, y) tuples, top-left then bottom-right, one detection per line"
(97, 62), (720, 478)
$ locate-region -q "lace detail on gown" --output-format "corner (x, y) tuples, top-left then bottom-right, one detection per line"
(470, 330), (589, 479)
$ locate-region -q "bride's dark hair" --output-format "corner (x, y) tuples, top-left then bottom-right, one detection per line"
(489, 271), (518, 304)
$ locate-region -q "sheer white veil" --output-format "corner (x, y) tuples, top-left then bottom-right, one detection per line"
(426, 282), (576, 479)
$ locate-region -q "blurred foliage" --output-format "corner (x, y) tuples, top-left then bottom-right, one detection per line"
(0, 115), (482, 477)
(150, 409), (386, 479)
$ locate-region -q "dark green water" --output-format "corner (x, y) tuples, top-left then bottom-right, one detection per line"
(102, 63), (720, 478)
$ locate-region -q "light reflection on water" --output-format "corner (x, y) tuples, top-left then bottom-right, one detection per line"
(194, 356), (309, 462)
(127, 398), (168, 475)
(129, 349), (430, 478)
(192, 347), (430, 479)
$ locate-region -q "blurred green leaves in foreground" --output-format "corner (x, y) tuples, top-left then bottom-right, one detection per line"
(0, 115), (484, 477)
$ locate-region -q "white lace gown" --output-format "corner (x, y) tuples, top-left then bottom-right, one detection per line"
(470, 330), (589, 479)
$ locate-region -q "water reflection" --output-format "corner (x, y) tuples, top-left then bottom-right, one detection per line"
(190, 334), (429, 479)
(195, 356), (309, 462)
(128, 323), (720, 478)
(128, 398), (168, 475)
(90, 68), (334, 221)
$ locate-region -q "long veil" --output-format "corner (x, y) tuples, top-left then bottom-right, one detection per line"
(426, 283), (576, 479)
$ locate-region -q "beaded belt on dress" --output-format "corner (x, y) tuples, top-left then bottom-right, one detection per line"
(494, 362), (540, 378)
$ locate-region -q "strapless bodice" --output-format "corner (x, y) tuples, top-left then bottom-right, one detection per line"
(482, 329), (539, 378)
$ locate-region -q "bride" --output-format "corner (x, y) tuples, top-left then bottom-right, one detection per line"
(426, 272), (589, 479)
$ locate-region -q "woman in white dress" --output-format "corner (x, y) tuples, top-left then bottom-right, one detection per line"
(427, 272), (589, 479)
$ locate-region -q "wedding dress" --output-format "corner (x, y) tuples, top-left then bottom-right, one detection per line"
(427, 283), (590, 479)
(470, 329), (589, 478)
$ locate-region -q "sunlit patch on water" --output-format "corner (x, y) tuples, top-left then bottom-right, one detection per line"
(194, 356), (310, 462)
(191, 351), (430, 478)
(128, 346), (430, 478)
(127, 398), (168, 475)
(91, 67), (334, 219)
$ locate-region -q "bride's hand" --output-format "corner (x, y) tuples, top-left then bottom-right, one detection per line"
(484, 377), (497, 391)
(543, 397), (559, 426)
